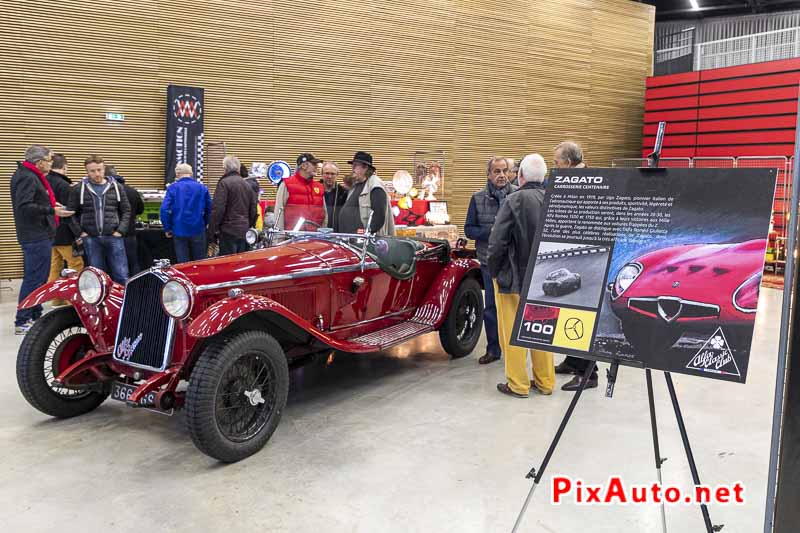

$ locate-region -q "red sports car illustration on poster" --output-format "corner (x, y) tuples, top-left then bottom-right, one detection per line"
(607, 239), (765, 353)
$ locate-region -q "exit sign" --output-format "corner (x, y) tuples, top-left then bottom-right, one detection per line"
(105, 112), (125, 121)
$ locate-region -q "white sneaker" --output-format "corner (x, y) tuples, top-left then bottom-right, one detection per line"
(14, 321), (33, 335)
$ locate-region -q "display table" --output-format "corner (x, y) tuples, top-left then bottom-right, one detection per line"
(135, 227), (177, 267)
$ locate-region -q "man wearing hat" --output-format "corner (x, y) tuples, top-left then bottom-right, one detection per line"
(339, 151), (395, 236)
(275, 153), (328, 231)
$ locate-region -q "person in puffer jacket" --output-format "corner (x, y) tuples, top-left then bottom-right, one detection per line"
(68, 154), (131, 284)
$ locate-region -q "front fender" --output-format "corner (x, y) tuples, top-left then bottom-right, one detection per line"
(417, 258), (482, 329)
(19, 276), (80, 309)
(20, 274), (124, 353)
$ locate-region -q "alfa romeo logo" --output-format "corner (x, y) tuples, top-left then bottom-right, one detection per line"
(564, 318), (584, 340)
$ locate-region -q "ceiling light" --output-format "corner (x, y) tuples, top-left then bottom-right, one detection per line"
(690, 0), (700, 10)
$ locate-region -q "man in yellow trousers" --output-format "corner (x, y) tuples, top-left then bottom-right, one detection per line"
(46, 153), (83, 306)
(488, 153), (555, 397)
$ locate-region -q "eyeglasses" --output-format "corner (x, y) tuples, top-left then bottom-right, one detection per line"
(42, 158), (53, 163)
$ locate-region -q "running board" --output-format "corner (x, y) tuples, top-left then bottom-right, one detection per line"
(349, 321), (434, 351)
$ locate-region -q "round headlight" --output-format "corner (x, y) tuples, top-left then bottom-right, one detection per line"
(245, 228), (259, 246)
(78, 269), (104, 305)
(162, 280), (192, 319)
(614, 263), (642, 298)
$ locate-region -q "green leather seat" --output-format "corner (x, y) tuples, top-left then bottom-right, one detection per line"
(367, 238), (423, 280)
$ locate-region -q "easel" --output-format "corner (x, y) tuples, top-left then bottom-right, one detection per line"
(511, 123), (723, 533)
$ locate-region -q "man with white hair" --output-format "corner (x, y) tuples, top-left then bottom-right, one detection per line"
(208, 156), (257, 255)
(488, 153), (555, 398)
(161, 163), (212, 263)
(321, 161), (347, 232)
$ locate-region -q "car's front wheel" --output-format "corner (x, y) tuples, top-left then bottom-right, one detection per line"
(621, 318), (683, 354)
(186, 330), (289, 463)
(16, 307), (108, 418)
(439, 277), (484, 358)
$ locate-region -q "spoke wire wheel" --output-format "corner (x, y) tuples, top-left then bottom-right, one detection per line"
(44, 326), (92, 399)
(439, 277), (484, 359)
(186, 330), (289, 463)
(455, 290), (480, 343)
(215, 352), (277, 442)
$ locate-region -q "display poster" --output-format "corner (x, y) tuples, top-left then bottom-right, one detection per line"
(165, 85), (205, 184)
(511, 167), (777, 383)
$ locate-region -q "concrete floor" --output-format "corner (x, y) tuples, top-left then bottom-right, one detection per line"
(0, 280), (782, 533)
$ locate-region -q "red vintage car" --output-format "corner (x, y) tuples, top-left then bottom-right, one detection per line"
(607, 238), (765, 352)
(16, 229), (483, 462)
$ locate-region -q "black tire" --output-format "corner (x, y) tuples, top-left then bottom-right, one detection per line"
(186, 330), (289, 463)
(16, 307), (108, 418)
(439, 277), (484, 358)
(621, 318), (683, 354)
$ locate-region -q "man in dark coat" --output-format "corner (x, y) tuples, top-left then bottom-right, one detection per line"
(464, 156), (517, 364)
(551, 141), (598, 391)
(321, 161), (347, 232)
(46, 153), (83, 307)
(488, 154), (555, 398)
(68, 155), (131, 284)
(11, 144), (73, 333)
(208, 156), (257, 255)
(105, 165), (144, 274)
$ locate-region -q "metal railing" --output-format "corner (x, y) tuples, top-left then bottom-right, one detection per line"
(655, 26), (800, 73)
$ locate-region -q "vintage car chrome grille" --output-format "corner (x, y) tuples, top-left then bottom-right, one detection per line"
(113, 271), (175, 371)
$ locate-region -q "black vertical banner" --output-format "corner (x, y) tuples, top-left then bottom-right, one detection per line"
(165, 85), (204, 184)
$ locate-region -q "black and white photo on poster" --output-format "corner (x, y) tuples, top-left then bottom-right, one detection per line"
(512, 167), (777, 383)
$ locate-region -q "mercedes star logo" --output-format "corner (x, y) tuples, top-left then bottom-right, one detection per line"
(564, 317), (584, 340)
(672, 281), (681, 288)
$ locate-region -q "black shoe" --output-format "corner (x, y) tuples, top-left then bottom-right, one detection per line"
(497, 383), (528, 398)
(479, 352), (501, 365)
(555, 360), (577, 375)
(561, 374), (598, 392)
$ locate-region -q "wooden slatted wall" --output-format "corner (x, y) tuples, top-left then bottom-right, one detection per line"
(0, 0), (653, 278)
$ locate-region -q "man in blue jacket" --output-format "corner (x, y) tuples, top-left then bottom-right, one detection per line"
(464, 156), (517, 364)
(160, 163), (212, 263)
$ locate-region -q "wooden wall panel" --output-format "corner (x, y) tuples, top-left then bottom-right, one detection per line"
(0, 0), (653, 278)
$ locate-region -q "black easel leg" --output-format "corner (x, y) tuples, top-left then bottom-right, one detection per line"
(511, 363), (595, 533)
(664, 372), (722, 533)
(646, 369), (668, 533)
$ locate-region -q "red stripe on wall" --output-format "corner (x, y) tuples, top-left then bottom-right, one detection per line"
(700, 71), (800, 94)
(698, 101), (798, 120)
(644, 109), (699, 123)
(699, 57), (800, 81)
(697, 130), (796, 145)
(641, 148), (696, 158)
(699, 86), (799, 107)
(646, 71), (700, 88)
(646, 84), (700, 99)
(643, 134), (698, 147)
(644, 122), (698, 134)
(645, 96), (699, 111)
(697, 115), (797, 133)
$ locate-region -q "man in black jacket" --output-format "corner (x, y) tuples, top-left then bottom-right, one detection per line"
(321, 161), (347, 231)
(105, 165), (144, 275)
(488, 153), (555, 398)
(68, 155), (131, 284)
(46, 154), (83, 307)
(11, 144), (74, 333)
(208, 156), (257, 255)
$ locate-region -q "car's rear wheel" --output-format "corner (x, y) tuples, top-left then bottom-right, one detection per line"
(16, 307), (108, 418)
(621, 318), (683, 354)
(186, 330), (289, 463)
(439, 277), (484, 358)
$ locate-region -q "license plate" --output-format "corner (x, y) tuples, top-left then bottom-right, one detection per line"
(110, 381), (166, 413)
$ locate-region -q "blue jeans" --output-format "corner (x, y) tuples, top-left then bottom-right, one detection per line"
(84, 236), (129, 285)
(219, 233), (248, 256)
(174, 233), (207, 263)
(16, 238), (52, 326)
(481, 265), (501, 357)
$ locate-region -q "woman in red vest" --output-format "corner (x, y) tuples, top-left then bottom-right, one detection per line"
(275, 153), (327, 231)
